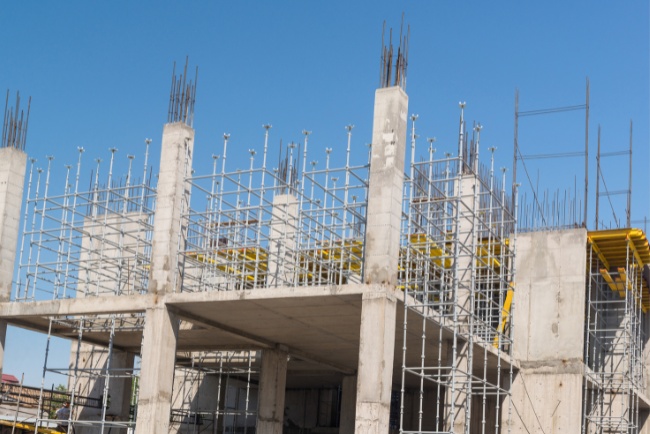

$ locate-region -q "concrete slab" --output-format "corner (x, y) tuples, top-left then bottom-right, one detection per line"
(2, 284), (516, 391)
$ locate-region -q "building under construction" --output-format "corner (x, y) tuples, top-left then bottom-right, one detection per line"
(0, 30), (649, 434)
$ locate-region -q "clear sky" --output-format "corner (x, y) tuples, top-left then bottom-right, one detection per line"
(1, 1), (648, 387)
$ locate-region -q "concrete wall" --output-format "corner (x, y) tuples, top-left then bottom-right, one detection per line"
(284, 388), (339, 430)
(505, 228), (587, 433)
(170, 372), (256, 434)
(77, 213), (150, 297)
(68, 346), (134, 434)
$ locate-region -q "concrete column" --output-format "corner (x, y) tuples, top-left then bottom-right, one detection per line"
(149, 122), (194, 295)
(134, 306), (179, 434)
(257, 347), (288, 434)
(363, 86), (408, 286)
(503, 229), (587, 433)
(135, 122), (194, 434)
(0, 147), (27, 377)
(267, 194), (298, 287)
(339, 375), (357, 434)
(354, 290), (397, 434)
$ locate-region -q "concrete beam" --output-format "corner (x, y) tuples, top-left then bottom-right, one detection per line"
(170, 305), (355, 374)
(0, 294), (154, 318)
(164, 283), (371, 305)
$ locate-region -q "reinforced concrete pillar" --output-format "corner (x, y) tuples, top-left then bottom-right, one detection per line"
(503, 229), (587, 433)
(339, 375), (357, 434)
(257, 347), (288, 434)
(363, 86), (408, 286)
(354, 85), (406, 433)
(148, 122), (194, 295)
(267, 193), (298, 287)
(135, 122), (194, 434)
(355, 290), (397, 434)
(0, 147), (28, 377)
(134, 306), (180, 433)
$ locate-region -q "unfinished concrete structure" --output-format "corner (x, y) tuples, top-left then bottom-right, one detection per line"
(0, 34), (649, 434)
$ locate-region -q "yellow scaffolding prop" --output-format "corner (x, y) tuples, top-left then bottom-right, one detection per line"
(492, 285), (515, 348)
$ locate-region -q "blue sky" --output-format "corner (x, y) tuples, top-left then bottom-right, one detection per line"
(1, 1), (648, 387)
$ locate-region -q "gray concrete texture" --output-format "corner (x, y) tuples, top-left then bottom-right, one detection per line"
(0, 148), (27, 302)
(364, 86), (408, 287)
(0, 147), (27, 381)
(149, 122), (194, 295)
(505, 229), (588, 433)
(136, 122), (194, 434)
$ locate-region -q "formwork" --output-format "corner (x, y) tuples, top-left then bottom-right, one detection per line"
(583, 229), (650, 432)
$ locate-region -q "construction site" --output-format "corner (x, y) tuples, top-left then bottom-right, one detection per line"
(0, 26), (648, 434)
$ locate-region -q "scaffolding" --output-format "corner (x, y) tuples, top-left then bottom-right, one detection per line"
(181, 127), (370, 292)
(171, 351), (259, 434)
(30, 314), (141, 433)
(12, 102), (523, 433)
(12, 143), (154, 433)
(14, 142), (156, 302)
(583, 228), (650, 433)
(398, 111), (517, 433)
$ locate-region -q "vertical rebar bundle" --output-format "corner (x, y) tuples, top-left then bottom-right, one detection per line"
(379, 18), (409, 90)
(2, 90), (31, 151)
(168, 58), (198, 127)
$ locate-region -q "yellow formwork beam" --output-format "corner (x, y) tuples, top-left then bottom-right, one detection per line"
(476, 238), (510, 272)
(0, 419), (62, 433)
(408, 233), (452, 268)
(627, 235), (645, 270)
(588, 228), (650, 267)
(617, 267), (647, 313)
(598, 267), (647, 313)
(589, 228), (650, 312)
(588, 237), (610, 270)
(600, 268), (624, 297)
